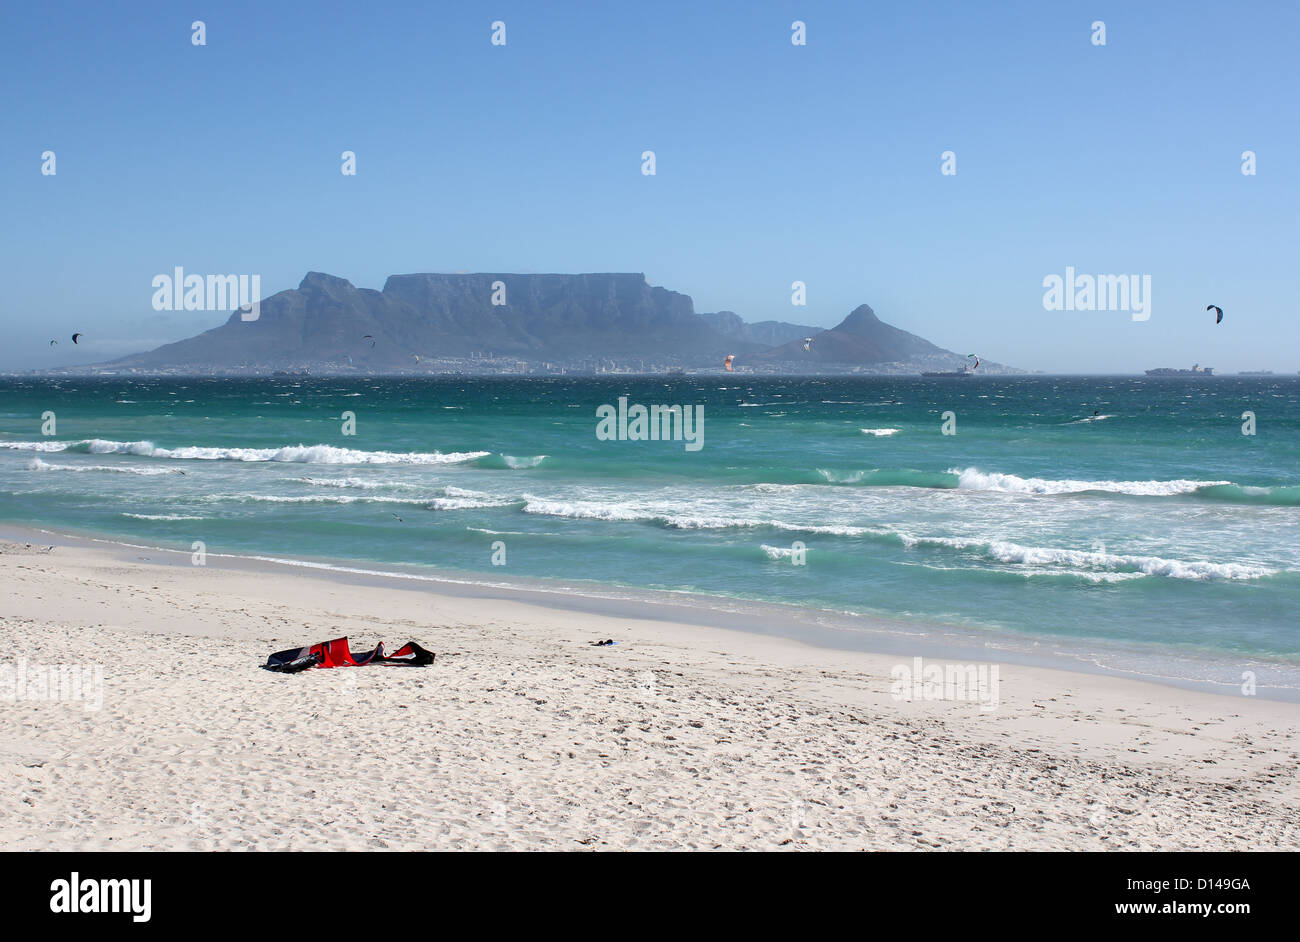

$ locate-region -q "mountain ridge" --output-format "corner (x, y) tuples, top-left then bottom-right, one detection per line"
(92, 272), (1014, 373)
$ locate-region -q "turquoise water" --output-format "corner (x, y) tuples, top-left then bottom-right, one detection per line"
(2, 375), (1298, 686)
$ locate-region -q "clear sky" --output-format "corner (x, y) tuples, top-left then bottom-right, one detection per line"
(2, 0), (1297, 372)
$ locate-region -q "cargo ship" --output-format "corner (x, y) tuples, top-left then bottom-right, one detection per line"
(1145, 364), (1214, 376)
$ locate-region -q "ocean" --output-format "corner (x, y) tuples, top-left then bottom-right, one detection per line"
(2, 375), (1298, 693)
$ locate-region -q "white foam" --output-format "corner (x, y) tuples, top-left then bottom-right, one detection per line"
(985, 540), (1273, 581)
(3, 439), (488, 465)
(766, 520), (880, 537)
(2, 440), (88, 453)
(760, 544), (816, 560)
(155, 443), (489, 464)
(519, 495), (758, 530)
(25, 457), (178, 476)
(443, 486), (495, 499)
(425, 496), (514, 511)
(892, 530), (1275, 581)
(122, 513), (206, 521)
(205, 493), (428, 506)
(518, 495), (888, 537)
(860, 428), (900, 436)
(520, 496), (653, 523)
(292, 475), (428, 490)
(953, 467), (1230, 497)
(86, 439), (157, 456)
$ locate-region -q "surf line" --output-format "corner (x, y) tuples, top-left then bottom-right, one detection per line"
(595, 396), (704, 452)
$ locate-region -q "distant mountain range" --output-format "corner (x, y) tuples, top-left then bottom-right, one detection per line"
(94, 272), (1015, 374)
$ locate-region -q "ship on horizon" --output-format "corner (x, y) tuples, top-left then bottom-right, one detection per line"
(1145, 363), (1215, 376)
(922, 353), (980, 378)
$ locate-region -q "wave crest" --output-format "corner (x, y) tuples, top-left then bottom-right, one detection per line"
(3, 440), (487, 465)
(953, 467), (1226, 497)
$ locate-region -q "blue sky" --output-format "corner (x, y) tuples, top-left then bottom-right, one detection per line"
(2, 0), (1297, 372)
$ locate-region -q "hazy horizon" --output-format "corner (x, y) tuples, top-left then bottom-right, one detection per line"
(3, 1), (1297, 373)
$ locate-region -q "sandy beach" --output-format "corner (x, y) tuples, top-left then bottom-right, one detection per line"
(1, 532), (1297, 852)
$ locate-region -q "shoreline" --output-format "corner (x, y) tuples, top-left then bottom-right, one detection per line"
(2, 526), (1298, 849)
(5, 527), (1300, 850)
(2, 521), (1297, 702)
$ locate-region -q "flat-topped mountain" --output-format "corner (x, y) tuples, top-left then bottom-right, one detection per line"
(106, 272), (760, 370)
(96, 272), (1012, 373)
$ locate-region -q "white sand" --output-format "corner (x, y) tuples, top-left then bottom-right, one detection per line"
(1, 536), (1297, 850)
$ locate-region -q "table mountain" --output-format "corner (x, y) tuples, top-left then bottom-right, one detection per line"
(97, 272), (1008, 373)
(107, 272), (761, 370)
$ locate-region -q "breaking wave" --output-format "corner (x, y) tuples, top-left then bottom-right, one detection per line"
(514, 495), (1276, 581)
(293, 476), (420, 490)
(1, 440), (488, 465)
(519, 495), (734, 528)
(952, 468), (1227, 497)
(26, 457), (180, 476)
(886, 532), (1275, 581)
(796, 466), (1298, 505)
(122, 513), (206, 521)
(200, 486), (513, 511)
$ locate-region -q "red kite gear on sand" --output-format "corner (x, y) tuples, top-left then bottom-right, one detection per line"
(263, 637), (435, 673)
